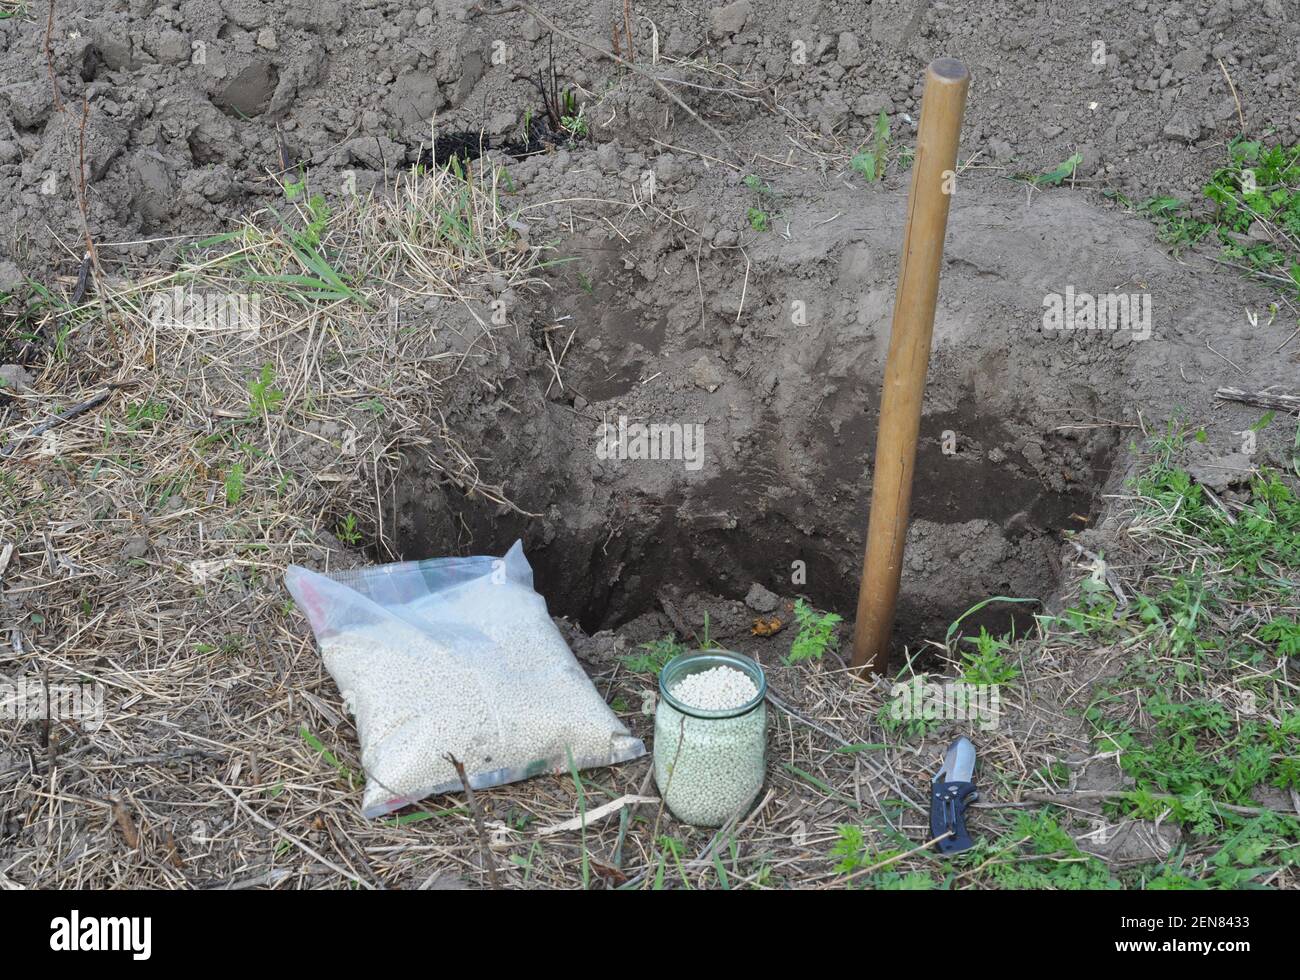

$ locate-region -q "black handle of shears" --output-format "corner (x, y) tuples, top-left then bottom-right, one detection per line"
(930, 780), (978, 854)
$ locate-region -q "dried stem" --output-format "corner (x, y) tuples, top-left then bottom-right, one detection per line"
(45, 0), (63, 113)
(446, 753), (499, 888)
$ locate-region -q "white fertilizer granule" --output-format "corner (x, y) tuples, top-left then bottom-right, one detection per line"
(654, 662), (767, 827)
(288, 546), (645, 818)
(669, 665), (760, 711)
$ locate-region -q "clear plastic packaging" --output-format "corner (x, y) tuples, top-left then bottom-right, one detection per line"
(286, 541), (645, 817)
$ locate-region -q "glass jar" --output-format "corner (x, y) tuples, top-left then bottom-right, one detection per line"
(653, 650), (767, 827)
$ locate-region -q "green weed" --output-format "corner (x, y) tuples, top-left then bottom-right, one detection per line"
(560, 90), (588, 140)
(785, 599), (842, 665)
(300, 726), (362, 789)
(125, 400), (168, 429)
(743, 174), (774, 232)
(1032, 153), (1084, 187)
(850, 111), (893, 183)
(224, 462), (244, 506)
(959, 626), (1019, 685)
(829, 825), (936, 888)
(1030, 422), (1300, 885)
(566, 748), (590, 890)
(1143, 139), (1300, 295)
(245, 363), (284, 418)
(621, 635), (686, 674)
(336, 513), (362, 546)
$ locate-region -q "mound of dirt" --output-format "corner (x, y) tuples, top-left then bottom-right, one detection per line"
(2, 1), (1298, 280)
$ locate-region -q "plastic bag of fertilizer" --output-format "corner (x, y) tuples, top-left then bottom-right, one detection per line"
(286, 541), (645, 817)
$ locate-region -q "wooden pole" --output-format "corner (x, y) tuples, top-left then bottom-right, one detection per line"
(851, 58), (970, 674)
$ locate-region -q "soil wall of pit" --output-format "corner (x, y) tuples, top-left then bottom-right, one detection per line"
(394, 181), (1287, 646)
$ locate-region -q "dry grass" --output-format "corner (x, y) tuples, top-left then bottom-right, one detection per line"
(0, 158), (560, 888)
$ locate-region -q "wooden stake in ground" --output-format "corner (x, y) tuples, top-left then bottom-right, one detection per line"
(852, 58), (970, 674)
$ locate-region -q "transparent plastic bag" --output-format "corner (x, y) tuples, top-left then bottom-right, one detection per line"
(286, 541), (645, 817)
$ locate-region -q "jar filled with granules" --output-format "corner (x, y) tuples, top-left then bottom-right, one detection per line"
(653, 650), (767, 827)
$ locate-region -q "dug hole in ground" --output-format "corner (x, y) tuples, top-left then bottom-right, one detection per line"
(0, 0), (1298, 889)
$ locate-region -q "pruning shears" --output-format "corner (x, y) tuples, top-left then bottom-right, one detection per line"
(930, 736), (978, 854)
